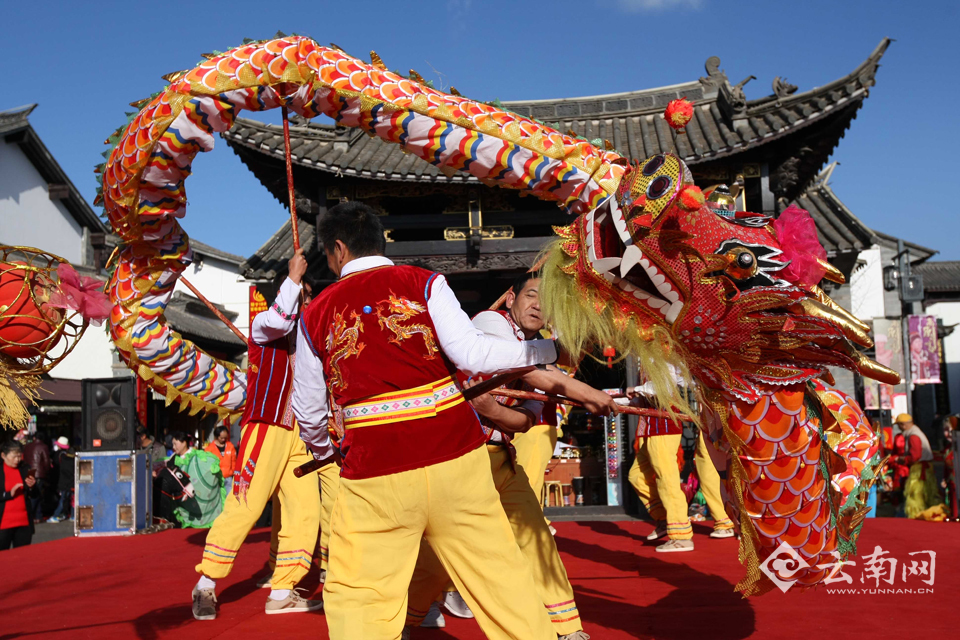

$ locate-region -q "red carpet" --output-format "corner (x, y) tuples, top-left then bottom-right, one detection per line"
(0, 518), (954, 639)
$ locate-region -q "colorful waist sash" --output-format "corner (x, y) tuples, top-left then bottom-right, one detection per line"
(341, 376), (464, 429)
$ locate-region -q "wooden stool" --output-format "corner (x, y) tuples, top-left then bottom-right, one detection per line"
(544, 481), (564, 508)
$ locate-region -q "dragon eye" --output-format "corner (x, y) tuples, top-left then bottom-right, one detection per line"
(724, 247), (758, 280)
(642, 155), (665, 176)
(647, 175), (673, 200)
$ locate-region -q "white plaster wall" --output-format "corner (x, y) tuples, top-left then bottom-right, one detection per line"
(0, 142), (84, 264)
(849, 247), (885, 321)
(174, 254), (250, 336)
(923, 300), (960, 412)
(53, 323), (117, 380)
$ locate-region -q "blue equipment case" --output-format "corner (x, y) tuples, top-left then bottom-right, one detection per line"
(75, 450), (153, 537)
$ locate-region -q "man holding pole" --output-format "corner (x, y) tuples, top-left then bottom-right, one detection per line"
(293, 202), (561, 640)
(191, 249), (322, 620)
(405, 271), (614, 639)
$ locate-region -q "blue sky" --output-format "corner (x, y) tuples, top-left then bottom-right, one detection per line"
(2, 0), (958, 259)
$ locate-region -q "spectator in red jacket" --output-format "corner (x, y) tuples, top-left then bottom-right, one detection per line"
(1, 440), (38, 550)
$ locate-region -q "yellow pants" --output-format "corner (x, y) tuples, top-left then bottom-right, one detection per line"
(318, 460), (341, 571)
(628, 433), (692, 539)
(904, 462), (943, 519)
(512, 423), (558, 506)
(407, 445), (582, 635)
(323, 445), (553, 640)
(694, 433), (734, 530)
(196, 423), (320, 590)
(268, 460), (341, 573)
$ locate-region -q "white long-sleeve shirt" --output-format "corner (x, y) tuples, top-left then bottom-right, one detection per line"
(293, 256), (557, 460)
(250, 277), (302, 345)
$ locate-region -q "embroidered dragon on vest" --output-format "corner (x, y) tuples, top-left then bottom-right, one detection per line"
(326, 307), (365, 391)
(376, 292), (439, 358)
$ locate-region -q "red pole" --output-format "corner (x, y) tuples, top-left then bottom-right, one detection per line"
(281, 106), (301, 252)
(180, 276), (247, 343)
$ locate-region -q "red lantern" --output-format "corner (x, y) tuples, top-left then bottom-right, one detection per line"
(603, 345), (616, 369)
(0, 262), (63, 359)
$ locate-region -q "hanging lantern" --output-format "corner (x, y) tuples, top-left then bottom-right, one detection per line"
(0, 261), (64, 359)
(603, 345), (616, 368)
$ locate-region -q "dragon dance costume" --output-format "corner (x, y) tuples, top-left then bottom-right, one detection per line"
(406, 308), (585, 637)
(196, 278), (320, 597)
(99, 35), (898, 601)
(293, 257), (559, 640)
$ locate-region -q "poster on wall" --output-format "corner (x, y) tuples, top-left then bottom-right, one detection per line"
(907, 315), (941, 384)
(872, 318), (901, 408)
(863, 377), (880, 410)
(249, 285), (268, 328)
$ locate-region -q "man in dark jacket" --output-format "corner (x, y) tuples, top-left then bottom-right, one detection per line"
(49, 437), (75, 523)
(23, 436), (51, 522)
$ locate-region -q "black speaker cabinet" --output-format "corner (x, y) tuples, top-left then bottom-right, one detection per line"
(82, 377), (137, 451)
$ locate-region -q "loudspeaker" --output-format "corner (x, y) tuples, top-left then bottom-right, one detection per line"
(82, 377), (136, 451)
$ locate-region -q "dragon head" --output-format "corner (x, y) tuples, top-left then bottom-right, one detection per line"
(542, 152), (898, 405)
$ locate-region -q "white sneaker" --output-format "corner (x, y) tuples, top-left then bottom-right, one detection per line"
(549, 525), (557, 536)
(560, 632), (591, 640)
(440, 591), (474, 619)
(319, 569), (327, 584)
(255, 571), (274, 589)
(710, 528), (735, 539)
(646, 520), (667, 541)
(656, 538), (694, 553)
(264, 589), (324, 615)
(421, 602), (446, 628)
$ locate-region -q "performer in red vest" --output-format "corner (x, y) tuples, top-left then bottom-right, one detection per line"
(191, 250), (322, 620)
(294, 202), (559, 640)
(405, 272), (614, 639)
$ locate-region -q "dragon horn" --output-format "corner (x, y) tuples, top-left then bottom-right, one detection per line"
(788, 298), (874, 348)
(817, 257), (846, 284)
(809, 285), (872, 334)
(835, 341), (901, 385)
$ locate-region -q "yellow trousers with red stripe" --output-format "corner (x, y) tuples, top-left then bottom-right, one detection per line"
(511, 423), (558, 509)
(407, 445), (582, 636)
(323, 445), (553, 640)
(629, 433), (692, 540)
(268, 459), (341, 574)
(197, 423), (320, 590)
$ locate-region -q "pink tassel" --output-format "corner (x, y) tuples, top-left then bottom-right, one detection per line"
(772, 205), (827, 287)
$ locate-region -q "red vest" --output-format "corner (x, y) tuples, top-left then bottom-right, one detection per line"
(300, 264), (484, 480)
(240, 334), (295, 430)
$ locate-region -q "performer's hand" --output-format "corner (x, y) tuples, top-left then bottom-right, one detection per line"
(24, 475), (36, 488)
(463, 378), (497, 416)
(313, 449), (342, 468)
(9, 483), (23, 497)
(288, 248), (308, 285)
(581, 387), (619, 416)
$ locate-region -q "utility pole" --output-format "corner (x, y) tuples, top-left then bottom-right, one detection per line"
(898, 238), (913, 414)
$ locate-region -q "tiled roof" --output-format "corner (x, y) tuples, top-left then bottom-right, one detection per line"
(1, 104), (105, 233)
(913, 262), (960, 293)
(240, 218), (315, 282)
(223, 39), (890, 201)
(165, 292), (246, 349)
(190, 239), (245, 265)
(787, 163), (877, 255)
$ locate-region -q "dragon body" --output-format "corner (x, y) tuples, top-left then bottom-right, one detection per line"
(100, 36), (896, 594)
